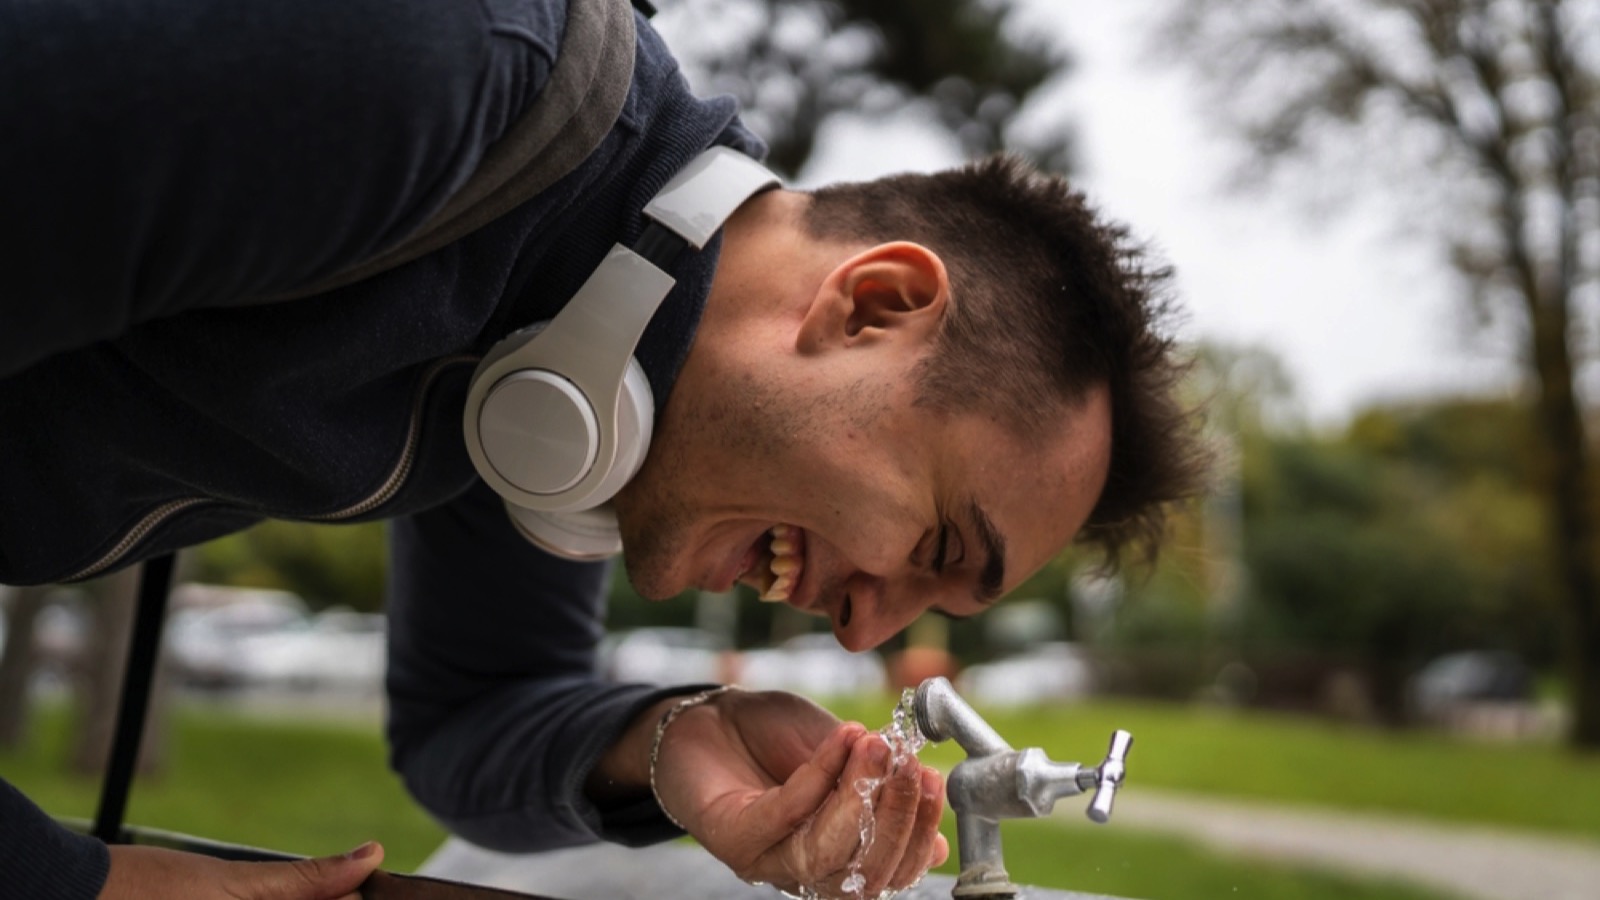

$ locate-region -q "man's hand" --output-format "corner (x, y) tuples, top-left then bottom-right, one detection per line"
(100, 841), (385, 899)
(652, 690), (948, 898)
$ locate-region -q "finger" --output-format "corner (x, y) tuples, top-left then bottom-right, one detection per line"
(850, 752), (924, 897)
(745, 721), (867, 839)
(232, 842), (384, 900)
(792, 732), (892, 879)
(888, 767), (947, 890)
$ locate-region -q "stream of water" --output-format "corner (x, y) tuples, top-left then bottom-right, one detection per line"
(787, 688), (930, 900)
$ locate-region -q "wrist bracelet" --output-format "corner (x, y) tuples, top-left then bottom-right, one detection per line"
(649, 685), (736, 830)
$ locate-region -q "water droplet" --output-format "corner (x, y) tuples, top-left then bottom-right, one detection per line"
(879, 687), (927, 763)
(792, 692), (934, 900)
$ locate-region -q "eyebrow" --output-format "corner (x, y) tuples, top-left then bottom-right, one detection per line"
(965, 499), (1007, 604)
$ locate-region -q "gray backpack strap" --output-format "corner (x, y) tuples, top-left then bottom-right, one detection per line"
(267, 0), (637, 302)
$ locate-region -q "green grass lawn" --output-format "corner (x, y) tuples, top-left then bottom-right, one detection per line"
(829, 693), (1600, 841)
(1, 696), (1485, 898)
(0, 702), (448, 870)
(25, 695), (1600, 896)
(944, 817), (1454, 900)
(0, 695), (1459, 896)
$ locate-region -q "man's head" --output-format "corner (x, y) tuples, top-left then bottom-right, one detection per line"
(614, 154), (1209, 650)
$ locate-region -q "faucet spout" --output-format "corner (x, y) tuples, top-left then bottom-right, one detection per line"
(914, 676), (1010, 757)
(910, 677), (1135, 900)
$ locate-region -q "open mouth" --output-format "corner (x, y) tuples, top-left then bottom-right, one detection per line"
(738, 524), (806, 602)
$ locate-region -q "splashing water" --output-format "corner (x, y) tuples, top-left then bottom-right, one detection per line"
(880, 687), (927, 762)
(782, 689), (930, 900)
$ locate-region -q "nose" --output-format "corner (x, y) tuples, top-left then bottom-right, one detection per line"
(832, 571), (934, 652)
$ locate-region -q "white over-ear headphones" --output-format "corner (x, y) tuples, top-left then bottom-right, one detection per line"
(462, 147), (780, 560)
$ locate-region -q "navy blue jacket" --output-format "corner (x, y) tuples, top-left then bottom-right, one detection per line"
(0, 0), (761, 895)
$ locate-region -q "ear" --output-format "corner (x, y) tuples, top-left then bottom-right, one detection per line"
(796, 242), (950, 355)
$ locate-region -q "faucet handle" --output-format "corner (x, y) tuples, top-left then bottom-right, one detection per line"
(1086, 729), (1133, 824)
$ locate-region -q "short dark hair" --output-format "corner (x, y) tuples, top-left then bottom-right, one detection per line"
(803, 154), (1211, 570)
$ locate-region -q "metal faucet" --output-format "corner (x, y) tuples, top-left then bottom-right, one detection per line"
(913, 676), (1134, 899)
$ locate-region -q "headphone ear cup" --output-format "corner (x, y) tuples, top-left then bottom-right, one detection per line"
(465, 320), (653, 514)
(504, 502), (623, 560)
(493, 356), (653, 560)
(476, 367), (601, 497)
(585, 356), (655, 504)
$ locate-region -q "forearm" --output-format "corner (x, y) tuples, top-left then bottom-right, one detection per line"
(390, 674), (702, 850)
(585, 694), (686, 808)
(0, 777), (109, 900)
(386, 481), (709, 849)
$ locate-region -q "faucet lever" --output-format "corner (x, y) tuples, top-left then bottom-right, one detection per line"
(1086, 729), (1133, 824)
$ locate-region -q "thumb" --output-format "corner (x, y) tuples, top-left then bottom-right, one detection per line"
(242, 842), (385, 900)
(745, 723), (863, 838)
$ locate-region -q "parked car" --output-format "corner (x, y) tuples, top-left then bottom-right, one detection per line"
(165, 591), (309, 688)
(33, 595), (91, 678)
(233, 609), (387, 692)
(604, 627), (729, 685)
(1409, 650), (1533, 719)
(957, 642), (1093, 706)
(738, 633), (886, 697)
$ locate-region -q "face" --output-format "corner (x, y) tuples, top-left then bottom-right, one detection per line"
(613, 209), (1113, 650)
(614, 357), (1112, 651)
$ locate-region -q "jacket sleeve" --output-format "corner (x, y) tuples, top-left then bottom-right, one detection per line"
(385, 479), (702, 851)
(0, 0), (558, 379)
(0, 778), (110, 900)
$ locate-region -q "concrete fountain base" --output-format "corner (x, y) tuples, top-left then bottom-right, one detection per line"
(419, 837), (1129, 900)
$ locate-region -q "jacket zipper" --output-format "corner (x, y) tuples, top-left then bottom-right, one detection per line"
(62, 354), (477, 582)
(63, 497), (218, 582)
(304, 355), (476, 521)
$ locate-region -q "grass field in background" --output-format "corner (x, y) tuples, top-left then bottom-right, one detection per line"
(5, 696), (1573, 899)
(829, 693), (1600, 840)
(0, 702), (448, 868)
(957, 817), (1454, 900)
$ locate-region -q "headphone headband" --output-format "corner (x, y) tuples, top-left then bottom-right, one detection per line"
(461, 148), (780, 556)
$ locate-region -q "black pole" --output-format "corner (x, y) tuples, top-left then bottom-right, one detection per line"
(92, 553), (175, 843)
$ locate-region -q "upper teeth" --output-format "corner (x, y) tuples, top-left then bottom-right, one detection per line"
(761, 524), (803, 602)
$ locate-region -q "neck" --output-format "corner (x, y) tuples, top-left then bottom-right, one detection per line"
(701, 190), (836, 335)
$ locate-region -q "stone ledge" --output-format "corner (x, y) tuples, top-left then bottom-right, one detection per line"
(419, 837), (1130, 900)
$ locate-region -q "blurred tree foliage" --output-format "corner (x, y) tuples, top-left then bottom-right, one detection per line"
(1115, 345), (1559, 722)
(1160, 0), (1600, 746)
(1238, 402), (1559, 722)
(651, 0), (1073, 176)
(190, 521), (387, 612)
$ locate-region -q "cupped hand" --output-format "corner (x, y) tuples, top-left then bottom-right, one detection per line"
(100, 841), (384, 899)
(652, 689), (948, 898)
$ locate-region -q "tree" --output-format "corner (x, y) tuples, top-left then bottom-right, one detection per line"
(0, 585), (50, 749)
(70, 564), (169, 777)
(191, 520), (388, 612)
(1164, 0), (1600, 748)
(653, 0), (1073, 176)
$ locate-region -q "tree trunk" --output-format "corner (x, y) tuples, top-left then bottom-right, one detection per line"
(0, 584), (51, 750)
(70, 565), (169, 777)
(1524, 295), (1599, 749)
(1573, 573), (1600, 748)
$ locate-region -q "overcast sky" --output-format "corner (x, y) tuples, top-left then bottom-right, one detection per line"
(787, 0), (1523, 427)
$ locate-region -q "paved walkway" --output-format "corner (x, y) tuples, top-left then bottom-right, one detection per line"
(1091, 789), (1600, 900)
(421, 839), (1125, 900)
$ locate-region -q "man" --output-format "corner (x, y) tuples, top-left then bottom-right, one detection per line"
(0, 0), (1209, 897)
